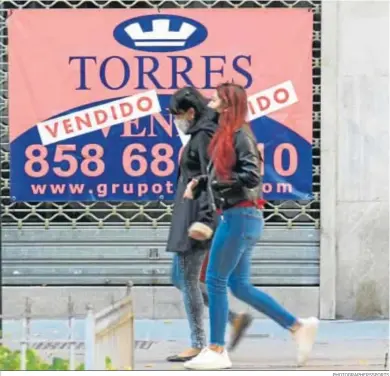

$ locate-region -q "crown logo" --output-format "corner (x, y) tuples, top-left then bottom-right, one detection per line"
(125, 19), (196, 47)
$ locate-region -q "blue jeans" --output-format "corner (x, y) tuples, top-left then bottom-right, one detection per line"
(172, 250), (207, 348)
(172, 251), (239, 349)
(206, 207), (298, 346)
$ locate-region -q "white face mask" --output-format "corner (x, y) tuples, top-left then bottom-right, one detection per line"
(174, 118), (190, 133)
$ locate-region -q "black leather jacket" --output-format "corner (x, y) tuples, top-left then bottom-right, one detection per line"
(193, 125), (263, 211)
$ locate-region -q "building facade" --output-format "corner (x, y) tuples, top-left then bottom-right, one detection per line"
(1, 0), (388, 319)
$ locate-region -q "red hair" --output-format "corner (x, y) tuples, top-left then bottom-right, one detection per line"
(208, 83), (248, 180)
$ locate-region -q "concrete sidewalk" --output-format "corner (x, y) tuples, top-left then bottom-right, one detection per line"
(134, 319), (389, 370)
(2, 319), (389, 370)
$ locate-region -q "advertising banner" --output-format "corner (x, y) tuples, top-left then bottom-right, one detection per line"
(9, 9), (313, 202)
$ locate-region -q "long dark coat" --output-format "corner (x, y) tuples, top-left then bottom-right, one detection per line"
(166, 108), (218, 253)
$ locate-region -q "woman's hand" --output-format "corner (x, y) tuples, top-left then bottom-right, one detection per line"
(188, 229), (208, 241)
(183, 179), (199, 199)
(188, 222), (213, 241)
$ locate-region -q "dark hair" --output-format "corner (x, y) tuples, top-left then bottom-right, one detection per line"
(169, 87), (208, 120)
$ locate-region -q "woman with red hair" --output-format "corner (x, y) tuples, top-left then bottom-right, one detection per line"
(183, 83), (319, 370)
(166, 86), (252, 362)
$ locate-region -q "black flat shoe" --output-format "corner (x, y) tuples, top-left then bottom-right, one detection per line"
(228, 313), (254, 351)
(166, 354), (197, 362)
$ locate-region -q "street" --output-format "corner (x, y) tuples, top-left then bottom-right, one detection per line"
(3, 318), (388, 371)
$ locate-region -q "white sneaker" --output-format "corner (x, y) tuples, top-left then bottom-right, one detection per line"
(184, 347), (232, 370)
(293, 317), (319, 366)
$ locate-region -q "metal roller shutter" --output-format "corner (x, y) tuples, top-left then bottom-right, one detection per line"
(2, 227), (319, 285)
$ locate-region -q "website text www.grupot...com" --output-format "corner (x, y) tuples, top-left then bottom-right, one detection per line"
(31, 181), (175, 198)
(30, 181), (293, 198)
